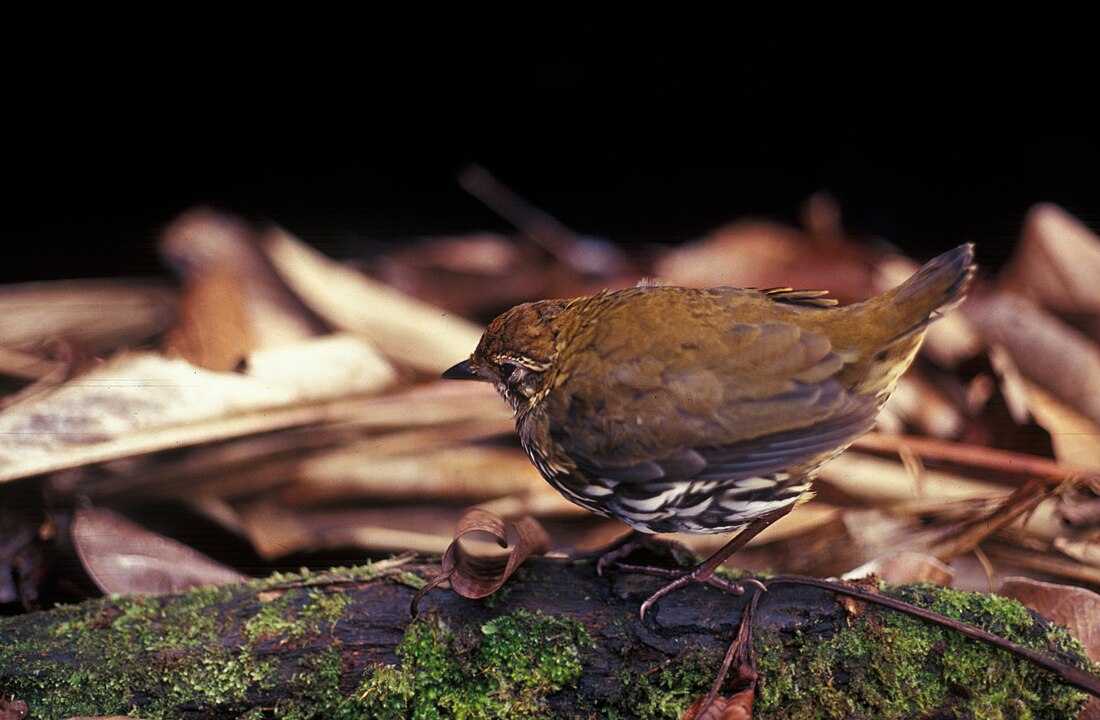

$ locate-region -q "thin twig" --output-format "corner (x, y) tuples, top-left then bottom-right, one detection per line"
(852, 432), (1100, 487)
(931, 478), (1057, 562)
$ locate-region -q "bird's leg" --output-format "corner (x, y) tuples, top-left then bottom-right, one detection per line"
(609, 504), (793, 618)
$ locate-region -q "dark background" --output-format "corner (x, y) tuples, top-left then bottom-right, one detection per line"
(7, 10), (1098, 283)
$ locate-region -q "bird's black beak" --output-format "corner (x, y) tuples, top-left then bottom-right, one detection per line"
(442, 360), (481, 381)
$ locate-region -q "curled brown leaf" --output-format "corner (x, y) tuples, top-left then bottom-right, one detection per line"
(410, 507), (550, 615)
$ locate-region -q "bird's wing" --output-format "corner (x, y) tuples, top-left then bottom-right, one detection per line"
(550, 320), (878, 485)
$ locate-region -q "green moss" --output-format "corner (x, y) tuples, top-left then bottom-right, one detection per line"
(615, 651), (716, 719)
(753, 583), (1093, 719)
(2, 568), (1093, 718)
(353, 610), (592, 719)
(0, 569), (364, 719)
(2, 591), (261, 718)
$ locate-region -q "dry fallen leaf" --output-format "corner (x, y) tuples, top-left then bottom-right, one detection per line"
(0, 279), (177, 356)
(159, 207), (326, 350)
(411, 507), (551, 614)
(681, 689), (754, 720)
(1003, 203), (1100, 318)
(162, 269), (254, 371)
(72, 506), (247, 594)
(444, 508), (551, 600)
(965, 290), (1100, 427)
(1019, 381), (1100, 469)
(282, 440), (544, 506)
(0, 335), (395, 483)
(370, 232), (555, 319)
(260, 225), (484, 375)
(655, 219), (879, 305)
(882, 373), (966, 439)
(999, 576), (1100, 662)
(234, 498), (459, 559)
(842, 551), (955, 586)
(0, 697), (27, 720)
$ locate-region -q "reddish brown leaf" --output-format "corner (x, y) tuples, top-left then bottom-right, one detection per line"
(443, 508), (551, 599)
(411, 508), (550, 614)
(681, 688), (754, 720)
(162, 269), (252, 371)
(0, 696), (28, 720)
(999, 576), (1100, 662)
(159, 208), (325, 352)
(654, 219), (879, 305)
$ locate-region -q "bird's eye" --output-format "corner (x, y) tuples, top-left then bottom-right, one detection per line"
(498, 362), (518, 381)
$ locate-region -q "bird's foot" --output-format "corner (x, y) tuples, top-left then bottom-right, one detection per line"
(604, 508), (791, 618)
(609, 559), (766, 619)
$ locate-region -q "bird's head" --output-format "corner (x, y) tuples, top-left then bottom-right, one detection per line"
(442, 299), (568, 416)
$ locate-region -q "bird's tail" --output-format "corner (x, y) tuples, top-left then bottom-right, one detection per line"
(833, 243), (976, 400)
(878, 242), (976, 345)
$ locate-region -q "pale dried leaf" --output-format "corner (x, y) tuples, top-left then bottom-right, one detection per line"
(1022, 381), (1100, 468)
(261, 226), (484, 374)
(842, 551), (954, 586)
(134, 384), (511, 505)
(236, 498), (457, 559)
(819, 452), (1007, 505)
(840, 509), (940, 560)
(0, 345), (67, 381)
(965, 291), (1100, 426)
(283, 442), (544, 505)
(72, 507), (246, 594)
(329, 380), (509, 429)
(475, 486), (594, 521)
(988, 343), (1033, 425)
(0, 335), (395, 483)
(1004, 203), (1100, 315)
(982, 542), (1100, 587)
(0, 279), (176, 352)
(159, 207), (325, 348)
(1054, 537), (1100, 567)
(999, 576), (1100, 661)
(882, 373), (965, 438)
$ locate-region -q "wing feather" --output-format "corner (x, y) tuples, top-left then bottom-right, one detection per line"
(550, 316), (875, 486)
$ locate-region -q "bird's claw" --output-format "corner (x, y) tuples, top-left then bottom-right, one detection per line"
(633, 567), (768, 619)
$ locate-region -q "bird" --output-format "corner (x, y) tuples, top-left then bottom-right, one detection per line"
(443, 243), (976, 616)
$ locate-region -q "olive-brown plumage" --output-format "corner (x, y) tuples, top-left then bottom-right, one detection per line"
(445, 244), (975, 611)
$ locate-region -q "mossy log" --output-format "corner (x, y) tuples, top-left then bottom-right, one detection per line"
(0, 556), (1093, 719)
